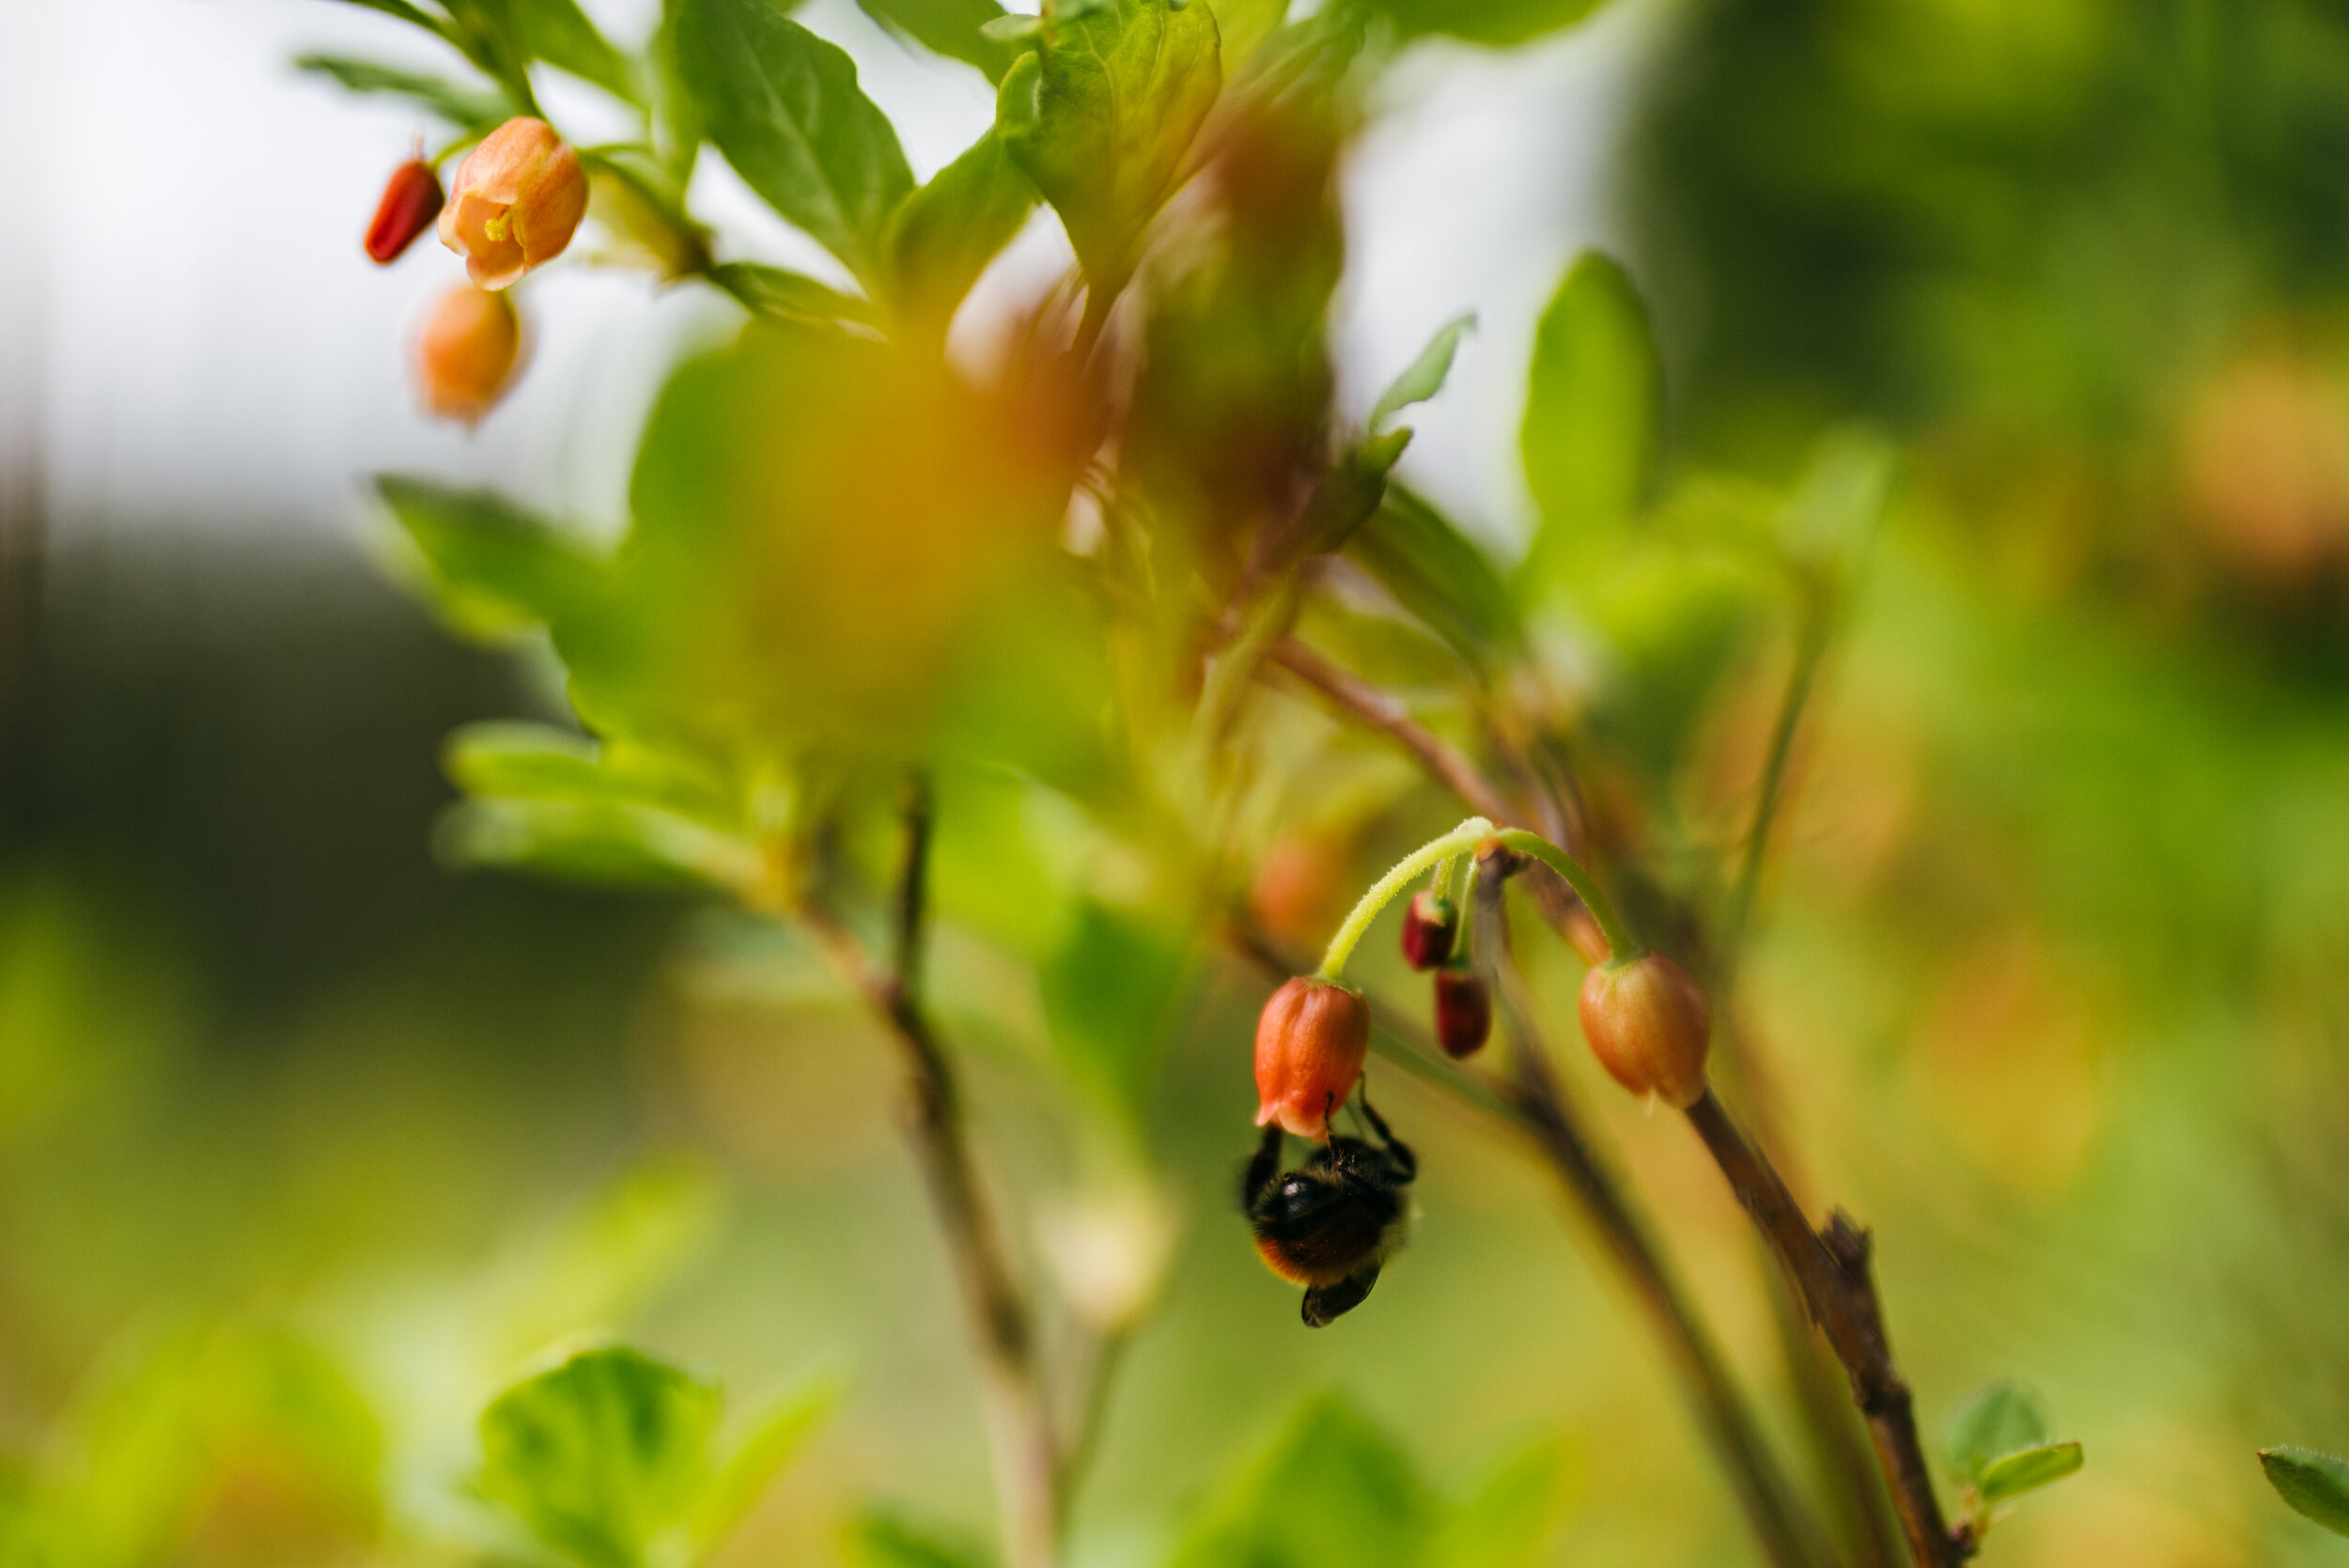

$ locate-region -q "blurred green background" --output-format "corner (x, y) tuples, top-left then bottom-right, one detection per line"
(8, 0), (2349, 1563)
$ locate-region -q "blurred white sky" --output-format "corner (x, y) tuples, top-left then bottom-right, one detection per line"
(0, 0), (1657, 554)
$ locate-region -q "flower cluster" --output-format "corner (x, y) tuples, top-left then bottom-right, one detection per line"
(361, 117), (588, 425)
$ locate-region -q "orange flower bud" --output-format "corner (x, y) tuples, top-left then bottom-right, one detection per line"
(366, 157), (445, 264)
(437, 117), (588, 289)
(1400, 890), (1456, 970)
(1253, 977), (1370, 1141)
(1578, 952), (1711, 1109)
(1433, 970), (1489, 1059)
(414, 283), (524, 425)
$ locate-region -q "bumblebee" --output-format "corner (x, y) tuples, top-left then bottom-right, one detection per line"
(1242, 1098), (1417, 1327)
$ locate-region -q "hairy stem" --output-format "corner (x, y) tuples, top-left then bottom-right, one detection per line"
(1684, 1092), (1967, 1568)
(799, 779), (1059, 1568)
(1316, 816), (1494, 982)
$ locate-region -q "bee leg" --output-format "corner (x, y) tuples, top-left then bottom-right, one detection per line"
(1299, 1262), (1383, 1327)
(1240, 1122), (1284, 1213)
(1358, 1096), (1416, 1183)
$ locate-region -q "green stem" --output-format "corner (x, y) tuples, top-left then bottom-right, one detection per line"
(1490, 829), (1639, 959)
(1317, 817), (1493, 982)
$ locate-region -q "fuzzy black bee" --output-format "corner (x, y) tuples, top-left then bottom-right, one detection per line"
(1242, 1098), (1417, 1327)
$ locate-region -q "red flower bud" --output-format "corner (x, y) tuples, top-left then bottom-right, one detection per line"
(1253, 977), (1370, 1141)
(1578, 952), (1711, 1109)
(438, 117), (588, 289)
(1400, 890), (1456, 970)
(365, 158), (445, 264)
(414, 283), (524, 425)
(1433, 969), (1489, 1058)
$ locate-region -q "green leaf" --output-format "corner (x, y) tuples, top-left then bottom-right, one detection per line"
(1037, 902), (1190, 1115)
(2263, 1446), (2349, 1538)
(1941, 1381), (2052, 1484)
(479, 1345), (721, 1568)
(886, 130), (1037, 332)
(689, 1380), (840, 1556)
(857, 0), (1022, 83)
(444, 721), (740, 827)
(1427, 1435), (1577, 1568)
(323, 0), (450, 33)
(1977, 1440), (2083, 1507)
(1518, 251), (1661, 593)
(1295, 429), (1411, 558)
(997, 0), (1221, 298)
(848, 1510), (992, 1568)
(671, 0), (915, 282)
(1206, 0), (1289, 73)
(511, 0), (639, 101)
(293, 54), (510, 131)
(1346, 484), (1523, 671)
(439, 798), (758, 890)
(706, 262), (879, 326)
(377, 477), (605, 642)
(1370, 313), (1474, 433)
(440, 0), (547, 113)
(1358, 0), (1607, 47)
(1170, 1396), (1433, 1568)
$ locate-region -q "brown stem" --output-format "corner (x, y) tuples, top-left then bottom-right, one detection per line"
(1265, 636), (1517, 824)
(799, 779), (1059, 1568)
(1684, 1091), (1969, 1568)
(1488, 974), (1832, 1568)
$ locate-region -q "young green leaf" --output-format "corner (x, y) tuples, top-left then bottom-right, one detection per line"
(856, 0), (1024, 83)
(376, 477), (605, 642)
(1169, 1396), (1434, 1568)
(1358, 0), (1606, 47)
(478, 1344), (723, 1568)
(671, 0), (915, 283)
(997, 0), (1221, 301)
(1370, 313), (1474, 433)
(439, 0), (548, 114)
(510, 0), (639, 101)
(849, 1511), (993, 1568)
(1976, 1439), (2083, 1507)
(1037, 902), (1190, 1117)
(293, 54), (510, 132)
(1941, 1380), (2052, 1484)
(885, 130), (1038, 332)
(706, 262), (879, 327)
(1346, 484), (1523, 671)
(688, 1380), (841, 1557)
(1206, 0), (1289, 74)
(443, 722), (739, 827)
(1426, 1434), (1577, 1568)
(2262, 1446), (2349, 1537)
(323, 0), (452, 35)
(440, 799), (758, 890)
(1519, 251), (1660, 592)
(1294, 429), (1411, 559)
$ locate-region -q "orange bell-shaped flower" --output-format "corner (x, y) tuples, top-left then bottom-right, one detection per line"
(1579, 952), (1711, 1110)
(437, 117), (587, 289)
(1253, 977), (1370, 1141)
(414, 283), (524, 425)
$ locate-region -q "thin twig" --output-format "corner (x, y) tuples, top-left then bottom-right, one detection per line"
(1475, 871), (1833, 1568)
(1684, 1092), (1968, 1568)
(798, 779), (1059, 1568)
(1723, 607), (1829, 965)
(1265, 636), (1517, 825)
(1052, 1326), (1129, 1522)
